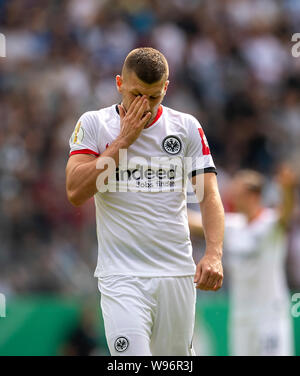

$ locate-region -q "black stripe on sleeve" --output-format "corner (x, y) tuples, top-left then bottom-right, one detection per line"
(189, 167), (217, 178)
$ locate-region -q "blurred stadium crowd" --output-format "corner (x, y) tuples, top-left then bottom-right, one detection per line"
(0, 0), (300, 297)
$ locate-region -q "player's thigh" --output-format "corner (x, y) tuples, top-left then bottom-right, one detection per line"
(98, 276), (155, 356)
(150, 276), (196, 356)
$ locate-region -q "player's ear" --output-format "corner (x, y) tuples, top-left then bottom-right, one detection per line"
(164, 80), (169, 95)
(116, 75), (123, 93)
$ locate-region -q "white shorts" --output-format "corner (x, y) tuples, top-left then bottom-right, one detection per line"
(229, 315), (294, 356)
(98, 275), (196, 356)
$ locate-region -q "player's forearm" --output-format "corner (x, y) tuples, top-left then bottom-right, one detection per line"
(67, 137), (129, 206)
(279, 185), (295, 229)
(200, 189), (224, 259)
(276, 164), (298, 229)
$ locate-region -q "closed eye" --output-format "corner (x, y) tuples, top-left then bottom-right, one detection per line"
(131, 93), (159, 100)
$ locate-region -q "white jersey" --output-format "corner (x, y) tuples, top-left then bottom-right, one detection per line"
(224, 209), (291, 320)
(69, 104), (216, 277)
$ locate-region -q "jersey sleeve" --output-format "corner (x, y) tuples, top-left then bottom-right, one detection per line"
(69, 111), (100, 157)
(185, 115), (216, 178)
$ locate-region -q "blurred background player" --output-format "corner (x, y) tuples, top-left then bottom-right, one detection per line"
(188, 164), (298, 355)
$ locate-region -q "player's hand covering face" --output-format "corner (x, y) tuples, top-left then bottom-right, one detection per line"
(117, 95), (152, 146)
